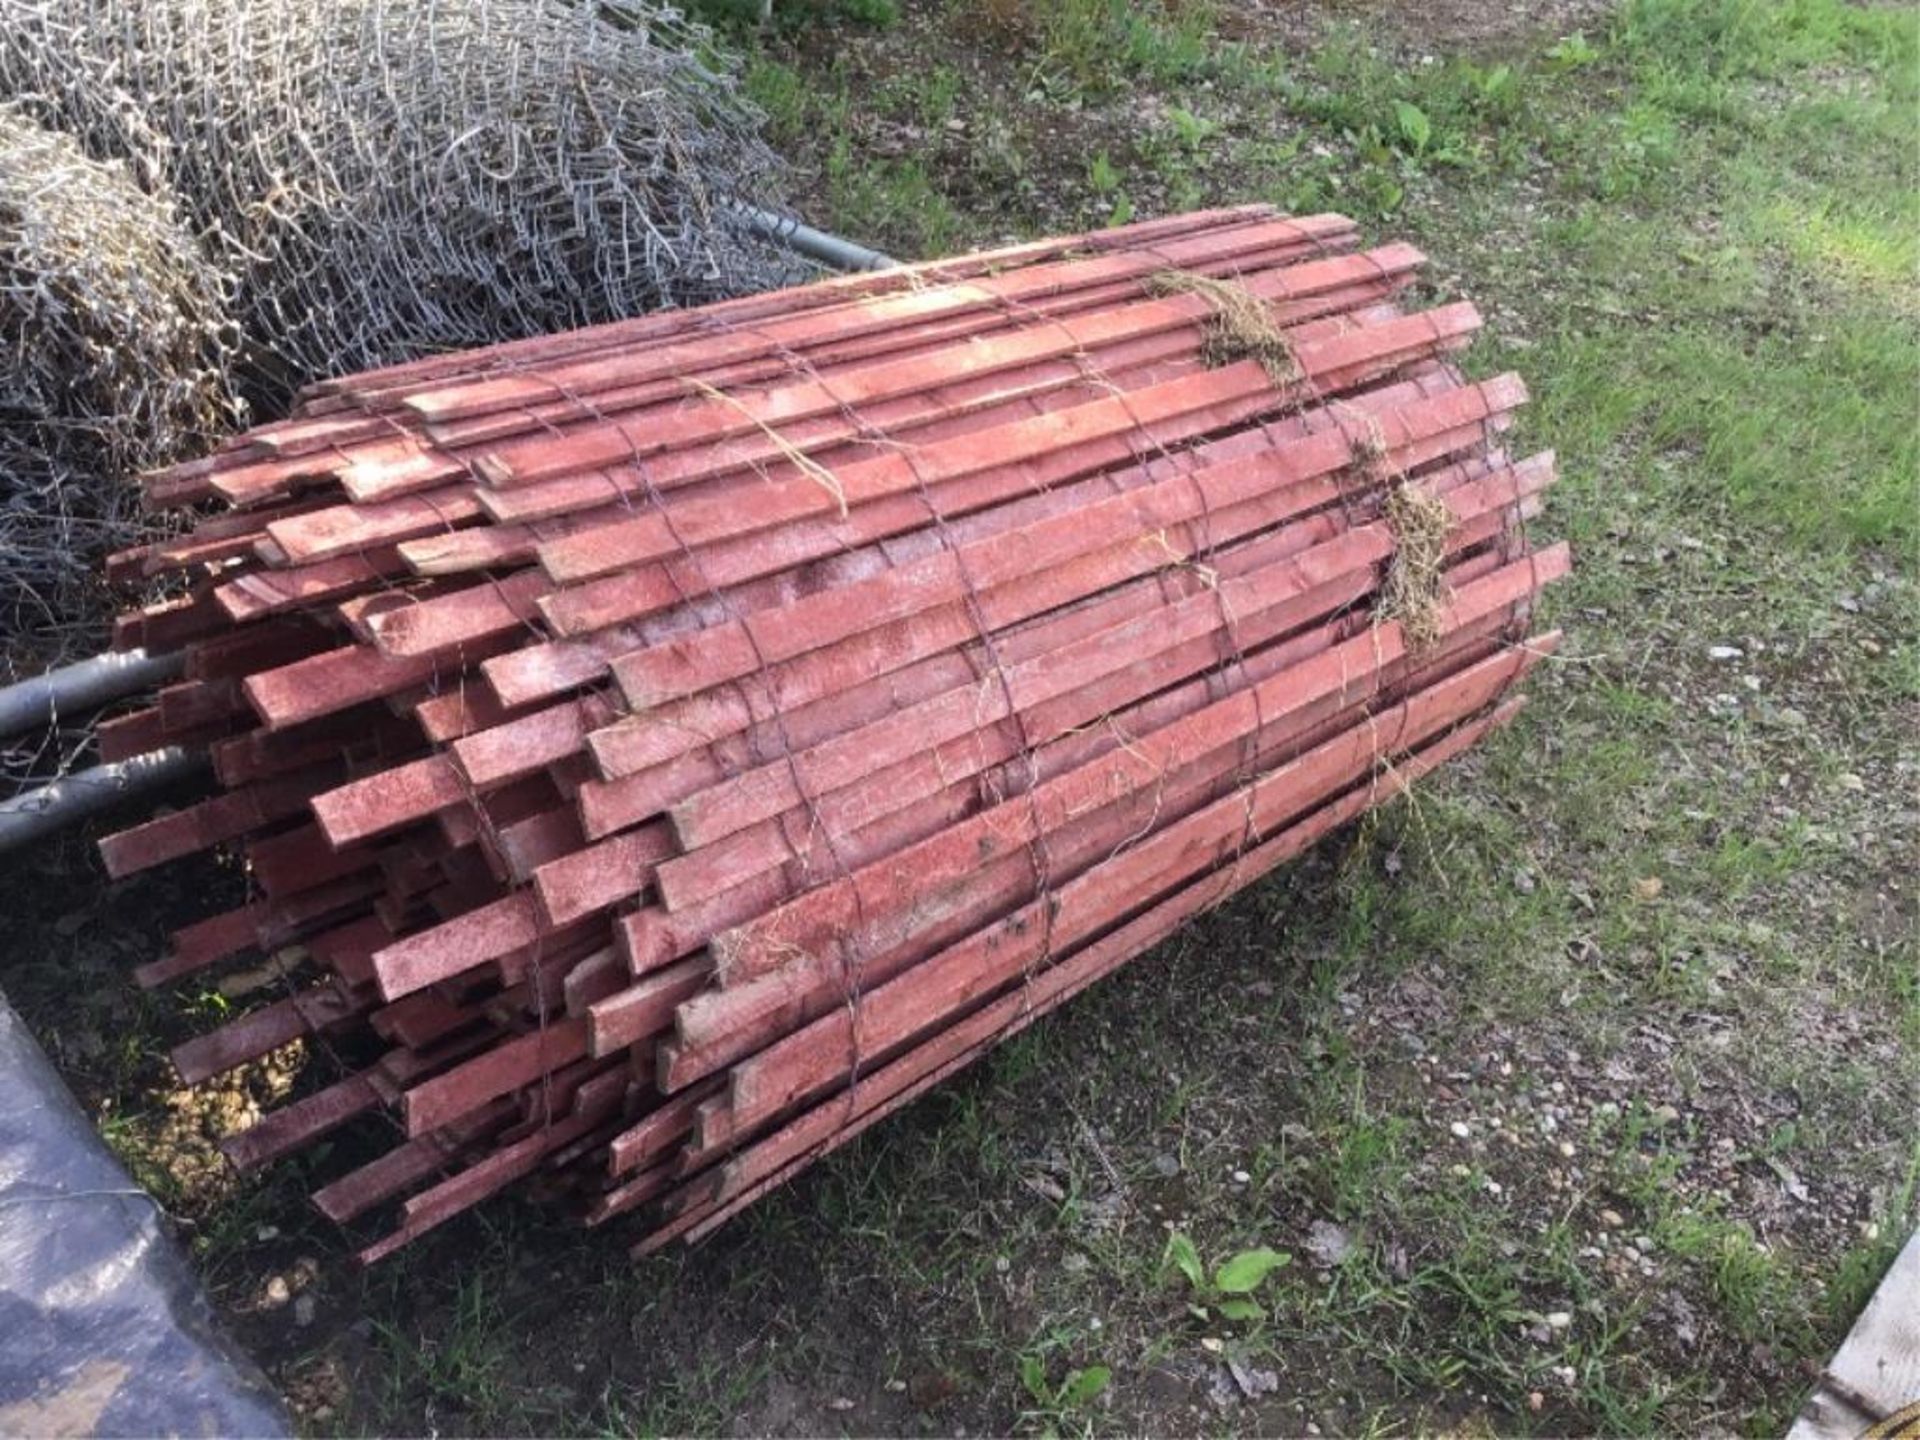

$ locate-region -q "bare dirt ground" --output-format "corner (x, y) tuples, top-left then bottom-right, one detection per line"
(1238, 0), (1626, 52)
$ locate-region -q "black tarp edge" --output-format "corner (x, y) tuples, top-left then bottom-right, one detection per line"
(0, 987), (288, 1438)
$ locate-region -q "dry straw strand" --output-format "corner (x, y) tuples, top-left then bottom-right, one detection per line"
(1146, 268), (1303, 385)
(1379, 482), (1454, 650)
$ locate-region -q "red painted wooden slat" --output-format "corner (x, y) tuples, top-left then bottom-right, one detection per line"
(650, 694), (1529, 1249)
(171, 983), (363, 1086)
(97, 208), (1559, 1263)
(529, 822), (675, 929)
(314, 206), (1279, 403)
(217, 548), (405, 624)
(219, 1073), (380, 1172)
(99, 768), (331, 878)
(408, 215), (1355, 429)
(311, 1099), (514, 1224)
(370, 892), (542, 1001)
(311, 753), (466, 848)
(703, 545), (1565, 989)
(697, 637), (1556, 1147)
(401, 1017), (589, 1137)
(420, 229), (1374, 460)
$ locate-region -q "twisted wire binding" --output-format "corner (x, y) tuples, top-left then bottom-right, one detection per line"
(1097, 227), (1464, 905)
(673, 306), (981, 1133)
(1294, 237), (1537, 889)
(1110, 223), (1438, 883)
(989, 227), (1309, 927)
(486, 330), (886, 1145)
(723, 241), (1263, 1098)
(684, 221), (1338, 1072)
(736, 314), (1064, 1118)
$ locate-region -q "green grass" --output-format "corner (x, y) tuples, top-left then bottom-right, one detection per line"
(758, 0), (1917, 552)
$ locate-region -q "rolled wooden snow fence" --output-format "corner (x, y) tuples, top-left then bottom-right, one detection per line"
(99, 205), (1566, 1262)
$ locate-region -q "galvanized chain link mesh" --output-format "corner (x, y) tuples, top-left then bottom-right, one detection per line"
(0, 0), (808, 398)
(0, 104), (239, 692)
(1, 0), (807, 797)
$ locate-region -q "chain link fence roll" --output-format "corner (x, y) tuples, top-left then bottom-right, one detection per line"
(0, 0), (809, 402)
(0, 105), (239, 685)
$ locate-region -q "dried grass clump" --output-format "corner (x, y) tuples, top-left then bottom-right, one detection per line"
(0, 0), (809, 401)
(1379, 481), (1455, 649)
(1147, 269), (1303, 385)
(0, 105), (239, 677)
